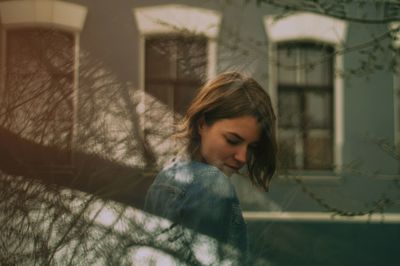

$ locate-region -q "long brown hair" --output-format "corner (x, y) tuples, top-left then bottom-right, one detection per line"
(176, 72), (277, 191)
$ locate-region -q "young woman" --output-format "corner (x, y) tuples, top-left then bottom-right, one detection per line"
(144, 72), (277, 263)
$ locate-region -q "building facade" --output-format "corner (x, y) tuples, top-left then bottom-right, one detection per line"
(0, 0), (399, 265)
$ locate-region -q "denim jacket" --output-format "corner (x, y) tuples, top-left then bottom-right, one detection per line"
(144, 160), (248, 263)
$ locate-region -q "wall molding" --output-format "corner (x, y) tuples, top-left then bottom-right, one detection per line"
(133, 4), (221, 38)
(264, 12), (347, 45)
(244, 211), (400, 223)
(0, 0), (87, 32)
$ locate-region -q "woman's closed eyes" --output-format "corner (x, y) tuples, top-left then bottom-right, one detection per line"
(225, 135), (241, 145)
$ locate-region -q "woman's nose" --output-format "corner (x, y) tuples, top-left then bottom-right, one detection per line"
(234, 145), (247, 164)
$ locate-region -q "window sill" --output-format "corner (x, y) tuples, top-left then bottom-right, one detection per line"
(374, 174), (400, 181)
(276, 171), (343, 184)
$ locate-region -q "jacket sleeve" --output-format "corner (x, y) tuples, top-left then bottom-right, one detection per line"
(177, 169), (235, 244)
(144, 182), (185, 222)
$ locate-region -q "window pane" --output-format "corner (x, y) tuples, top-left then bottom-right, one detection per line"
(145, 83), (173, 111)
(145, 37), (177, 80)
(278, 90), (302, 128)
(278, 133), (297, 170)
(144, 83), (174, 134)
(278, 43), (333, 87)
(277, 46), (298, 85)
(279, 130), (304, 170)
(176, 36), (207, 80)
(305, 90), (332, 129)
(305, 130), (333, 170)
(304, 47), (333, 86)
(174, 82), (200, 116)
(4, 29), (74, 152)
(145, 35), (207, 118)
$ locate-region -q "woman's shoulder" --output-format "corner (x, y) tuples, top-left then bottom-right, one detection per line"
(157, 160), (235, 198)
(170, 161), (235, 198)
(160, 160), (228, 180)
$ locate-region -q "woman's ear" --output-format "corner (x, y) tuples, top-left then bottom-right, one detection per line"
(197, 116), (206, 135)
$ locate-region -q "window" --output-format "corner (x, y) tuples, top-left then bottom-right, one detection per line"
(277, 42), (334, 170)
(0, 1), (87, 166)
(134, 4), (221, 137)
(144, 35), (207, 122)
(3, 28), (74, 150)
(264, 12), (348, 174)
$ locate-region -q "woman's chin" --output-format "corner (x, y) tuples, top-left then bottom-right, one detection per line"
(220, 165), (237, 177)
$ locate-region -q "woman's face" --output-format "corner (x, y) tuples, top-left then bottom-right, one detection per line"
(198, 115), (261, 176)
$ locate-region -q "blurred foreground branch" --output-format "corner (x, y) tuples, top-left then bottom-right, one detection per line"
(0, 126), (155, 208)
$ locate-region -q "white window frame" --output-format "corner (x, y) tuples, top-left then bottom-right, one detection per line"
(0, 0), (87, 151)
(390, 22), (400, 164)
(264, 12), (348, 176)
(133, 4), (221, 129)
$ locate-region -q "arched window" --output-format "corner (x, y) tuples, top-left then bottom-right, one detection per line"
(134, 4), (221, 135)
(277, 42), (334, 170)
(0, 0), (87, 165)
(264, 12), (347, 174)
(5, 28), (75, 148)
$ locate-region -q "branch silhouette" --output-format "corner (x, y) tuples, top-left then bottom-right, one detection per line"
(0, 126), (154, 208)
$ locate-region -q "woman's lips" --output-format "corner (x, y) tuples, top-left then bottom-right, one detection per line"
(224, 164), (240, 171)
